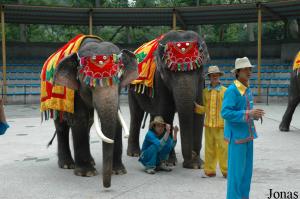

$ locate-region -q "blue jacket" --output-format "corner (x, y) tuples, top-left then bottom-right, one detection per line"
(221, 80), (257, 144)
(141, 130), (176, 152)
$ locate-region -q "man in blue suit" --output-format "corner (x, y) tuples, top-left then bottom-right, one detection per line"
(221, 57), (265, 199)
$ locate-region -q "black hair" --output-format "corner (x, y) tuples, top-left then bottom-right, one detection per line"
(235, 69), (240, 79)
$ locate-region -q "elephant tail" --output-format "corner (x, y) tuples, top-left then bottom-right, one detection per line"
(47, 131), (57, 148)
(141, 112), (149, 129)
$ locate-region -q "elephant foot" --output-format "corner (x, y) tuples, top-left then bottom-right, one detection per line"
(58, 158), (75, 169)
(127, 145), (141, 157)
(182, 152), (204, 169)
(182, 161), (202, 169)
(74, 166), (98, 177)
(112, 163), (127, 175)
(89, 157), (96, 166)
(279, 123), (290, 132)
(167, 152), (177, 166)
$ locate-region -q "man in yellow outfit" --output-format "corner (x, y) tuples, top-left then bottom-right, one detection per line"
(195, 65), (228, 178)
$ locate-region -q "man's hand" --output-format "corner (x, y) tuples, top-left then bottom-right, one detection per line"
(249, 109), (265, 120)
(166, 124), (171, 133)
(173, 125), (179, 141)
(194, 102), (205, 114)
(162, 124), (171, 141)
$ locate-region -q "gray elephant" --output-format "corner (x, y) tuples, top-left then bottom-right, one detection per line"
(127, 30), (209, 169)
(48, 37), (138, 188)
(279, 65), (300, 132)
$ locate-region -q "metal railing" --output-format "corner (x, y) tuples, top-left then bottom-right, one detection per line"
(1, 84), (40, 104)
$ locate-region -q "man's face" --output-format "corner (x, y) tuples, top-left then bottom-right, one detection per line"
(209, 73), (221, 84)
(237, 67), (252, 81)
(154, 123), (165, 136)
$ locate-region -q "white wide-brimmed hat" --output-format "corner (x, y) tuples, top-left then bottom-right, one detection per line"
(231, 57), (254, 73)
(149, 116), (166, 129)
(206, 65), (224, 76)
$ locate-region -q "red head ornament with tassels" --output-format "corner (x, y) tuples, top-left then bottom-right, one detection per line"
(162, 40), (206, 72)
(78, 54), (124, 87)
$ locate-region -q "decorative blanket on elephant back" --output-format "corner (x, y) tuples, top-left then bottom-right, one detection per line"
(131, 34), (165, 97)
(40, 34), (102, 119)
(293, 51), (300, 70)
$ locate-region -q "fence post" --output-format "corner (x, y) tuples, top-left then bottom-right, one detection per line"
(24, 85), (27, 104)
(266, 85), (269, 105)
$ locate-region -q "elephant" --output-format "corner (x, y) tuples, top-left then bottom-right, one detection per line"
(279, 68), (300, 131)
(127, 30), (210, 169)
(51, 37), (138, 188)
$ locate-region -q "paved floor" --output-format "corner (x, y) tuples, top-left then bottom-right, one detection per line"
(0, 103), (299, 199)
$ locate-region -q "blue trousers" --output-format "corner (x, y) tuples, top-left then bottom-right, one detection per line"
(0, 122), (9, 135)
(139, 138), (173, 168)
(227, 141), (253, 199)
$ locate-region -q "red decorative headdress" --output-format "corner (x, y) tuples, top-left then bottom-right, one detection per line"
(162, 40), (206, 72)
(79, 54), (124, 87)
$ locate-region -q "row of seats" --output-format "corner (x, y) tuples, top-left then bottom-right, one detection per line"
(4, 83), (290, 88)
(1, 76), (292, 81)
(1, 90), (288, 97)
(206, 84), (289, 88)
(0, 69), (293, 74)
(0, 62), (292, 99)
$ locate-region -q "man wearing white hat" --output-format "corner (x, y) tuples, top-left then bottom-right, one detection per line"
(221, 57), (265, 199)
(139, 116), (179, 174)
(195, 65), (228, 178)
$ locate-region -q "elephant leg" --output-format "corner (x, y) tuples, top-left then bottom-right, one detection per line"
(71, 119), (97, 177)
(87, 116), (96, 166)
(127, 92), (144, 157)
(192, 113), (205, 168)
(163, 112), (177, 166)
(54, 119), (75, 169)
(279, 96), (300, 131)
(112, 119), (127, 175)
(279, 72), (300, 132)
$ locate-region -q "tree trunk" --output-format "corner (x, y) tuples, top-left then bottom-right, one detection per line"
(289, 19), (299, 39)
(297, 19), (300, 39)
(219, 25), (224, 42)
(18, 0), (27, 42)
(95, 0), (100, 7)
(127, 27), (132, 44)
(247, 23), (255, 41)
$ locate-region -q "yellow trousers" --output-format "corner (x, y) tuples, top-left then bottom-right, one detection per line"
(204, 127), (228, 176)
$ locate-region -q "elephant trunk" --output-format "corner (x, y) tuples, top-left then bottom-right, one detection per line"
(172, 75), (197, 163)
(93, 85), (119, 188)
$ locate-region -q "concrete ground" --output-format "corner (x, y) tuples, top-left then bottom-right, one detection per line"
(0, 103), (299, 199)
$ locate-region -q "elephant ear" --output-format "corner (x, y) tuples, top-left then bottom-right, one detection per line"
(197, 35), (210, 65)
(119, 49), (138, 87)
(53, 53), (80, 90)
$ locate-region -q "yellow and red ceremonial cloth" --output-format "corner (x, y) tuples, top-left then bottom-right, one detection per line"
(131, 35), (164, 97)
(293, 51), (300, 70)
(40, 34), (102, 118)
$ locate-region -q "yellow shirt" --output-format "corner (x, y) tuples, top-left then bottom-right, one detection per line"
(195, 84), (227, 128)
(293, 51), (300, 70)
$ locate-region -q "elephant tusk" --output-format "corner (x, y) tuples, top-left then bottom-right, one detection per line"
(94, 109), (114, 144)
(118, 109), (129, 138)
